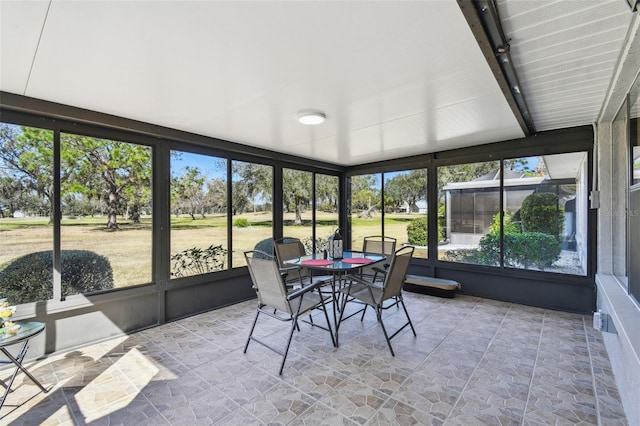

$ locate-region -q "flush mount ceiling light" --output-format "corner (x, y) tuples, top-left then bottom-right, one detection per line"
(297, 110), (326, 125)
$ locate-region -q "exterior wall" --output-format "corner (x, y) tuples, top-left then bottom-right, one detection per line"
(598, 111), (640, 426)
(595, 14), (640, 424)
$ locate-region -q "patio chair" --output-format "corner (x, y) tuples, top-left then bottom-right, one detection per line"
(361, 235), (396, 282)
(273, 238), (311, 286)
(274, 237), (333, 288)
(336, 245), (415, 356)
(244, 250), (336, 375)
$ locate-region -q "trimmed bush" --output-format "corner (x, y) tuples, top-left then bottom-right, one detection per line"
(233, 218), (250, 227)
(407, 216), (427, 246)
(0, 250), (113, 304)
(520, 192), (564, 238)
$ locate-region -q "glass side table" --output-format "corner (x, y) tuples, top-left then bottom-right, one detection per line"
(0, 322), (49, 408)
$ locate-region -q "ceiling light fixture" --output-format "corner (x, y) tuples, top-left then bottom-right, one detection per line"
(298, 110), (326, 125)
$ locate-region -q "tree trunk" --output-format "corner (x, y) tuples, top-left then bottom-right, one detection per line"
(107, 190), (119, 229)
(294, 203), (303, 225)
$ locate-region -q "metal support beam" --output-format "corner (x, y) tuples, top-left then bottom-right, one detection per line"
(458, 0), (535, 136)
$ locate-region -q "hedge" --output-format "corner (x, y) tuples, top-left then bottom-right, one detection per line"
(0, 250), (114, 304)
(478, 232), (561, 269)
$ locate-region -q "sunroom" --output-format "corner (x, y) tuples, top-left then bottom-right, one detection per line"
(1, 0), (639, 424)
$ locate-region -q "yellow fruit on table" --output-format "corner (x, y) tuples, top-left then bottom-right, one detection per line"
(0, 310), (12, 318)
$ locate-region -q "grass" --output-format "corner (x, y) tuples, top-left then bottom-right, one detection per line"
(0, 211), (426, 289)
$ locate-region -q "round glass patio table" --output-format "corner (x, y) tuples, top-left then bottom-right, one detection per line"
(0, 322), (49, 407)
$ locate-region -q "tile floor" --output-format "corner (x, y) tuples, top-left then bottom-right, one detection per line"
(0, 292), (628, 425)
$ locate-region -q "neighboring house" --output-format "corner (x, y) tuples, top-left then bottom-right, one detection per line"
(398, 200), (427, 214)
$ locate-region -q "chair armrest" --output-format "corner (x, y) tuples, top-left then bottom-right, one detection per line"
(286, 280), (324, 300)
(371, 266), (387, 274)
(279, 265), (300, 273)
(344, 274), (373, 286)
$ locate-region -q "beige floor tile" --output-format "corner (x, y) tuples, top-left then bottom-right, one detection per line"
(0, 294), (629, 425)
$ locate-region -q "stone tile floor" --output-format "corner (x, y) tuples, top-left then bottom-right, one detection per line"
(0, 293), (628, 425)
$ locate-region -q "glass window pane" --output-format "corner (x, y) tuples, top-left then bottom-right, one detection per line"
(0, 124), (54, 304)
(283, 169), (313, 249)
(503, 153), (588, 275)
(630, 75), (640, 186)
(632, 119), (640, 186)
(315, 174), (339, 254)
(61, 133), (153, 295)
(350, 174), (381, 251)
(438, 161), (500, 265)
(171, 151), (227, 278)
(231, 161), (273, 267)
(384, 169), (428, 258)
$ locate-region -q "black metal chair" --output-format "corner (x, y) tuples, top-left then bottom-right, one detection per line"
(244, 250), (336, 375)
(336, 245), (415, 356)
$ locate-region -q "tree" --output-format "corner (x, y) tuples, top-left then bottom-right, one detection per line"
(61, 134), (152, 229)
(0, 175), (25, 217)
(0, 124), (55, 219)
(172, 166), (207, 220)
(315, 174), (338, 212)
(232, 162), (271, 214)
(351, 174), (379, 217)
(206, 177), (227, 214)
(384, 170), (427, 213)
(283, 169), (311, 225)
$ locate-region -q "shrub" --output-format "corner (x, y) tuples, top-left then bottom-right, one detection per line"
(520, 192), (564, 238)
(478, 232), (561, 269)
(440, 248), (486, 264)
(301, 237), (329, 254)
(407, 216), (427, 246)
(0, 250), (113, 304)
(488, 211), (520, 235)
(437, 205), (446, 241)
(233, 218), (250, 227)
(406, 213), (446, 245)
(171, 244), (227, 277)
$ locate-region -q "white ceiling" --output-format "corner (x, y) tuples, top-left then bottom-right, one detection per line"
(0, 0), (634, 166)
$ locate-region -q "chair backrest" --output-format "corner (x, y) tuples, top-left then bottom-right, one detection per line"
(381, 245), (414, 300)
(363, 235), (396, 255)
(273, 238), (306, 269)
(244, 250), (292, 314)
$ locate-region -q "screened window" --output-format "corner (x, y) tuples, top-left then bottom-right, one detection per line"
(350, 174), (382, 251)
(283, 168), (313, 247)
(632, 119), (640, 186)
(231, 161), (273, 267)
(60, 133), (153, 293)
(503, 153), (588, 275)
(438, 161), (499, 265)
(384, 169), (428, 258)
(315, 174), (339, 253)
(170, 151), (227, 278)
(0, 123), (54, 303)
